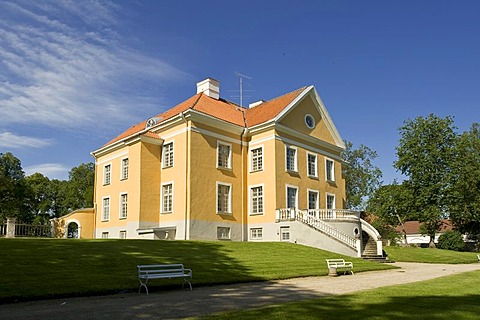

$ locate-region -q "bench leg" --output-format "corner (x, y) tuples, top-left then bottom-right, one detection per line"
(182, 278), (192, 291)
(139, 279), (149, 295)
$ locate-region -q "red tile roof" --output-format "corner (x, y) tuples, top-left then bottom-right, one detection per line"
(395, 219), (453, 234)
(101, 87), (307, 149)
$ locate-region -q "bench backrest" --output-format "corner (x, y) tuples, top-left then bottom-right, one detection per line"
(138, 264), (186, 275)
(326, 259), (346, 265)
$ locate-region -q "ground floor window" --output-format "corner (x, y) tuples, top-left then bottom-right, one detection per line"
(280, 226), (290, 241)
(119, 230), (127, 239)
(250, 228), (263, 240)
(102, 232), (109, 239)
(217, 226), (230, 240)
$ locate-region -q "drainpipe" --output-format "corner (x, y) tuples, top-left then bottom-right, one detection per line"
(180, 112), (189, 240)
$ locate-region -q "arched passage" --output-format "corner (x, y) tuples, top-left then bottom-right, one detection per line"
(67, 221), (79, 238)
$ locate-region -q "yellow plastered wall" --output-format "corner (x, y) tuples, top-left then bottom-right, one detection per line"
(52, 208), (95, 239)
(188, 122), (243, 224)
(274, 137), (346, 211)
(246, 129), (277, 224)
(94, 142), (142, 234)
(279, 93), (337, 146)
(138, 142), (161, 228)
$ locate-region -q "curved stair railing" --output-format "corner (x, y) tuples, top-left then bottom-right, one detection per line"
(276, 209), (357, 250)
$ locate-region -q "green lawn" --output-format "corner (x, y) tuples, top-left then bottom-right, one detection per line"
(385, 246), (479, 264)
(0, 238), (393, 302)
(194, 269), (480, 320)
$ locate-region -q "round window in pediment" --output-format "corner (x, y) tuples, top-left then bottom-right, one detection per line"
(305, 114), (315, 129)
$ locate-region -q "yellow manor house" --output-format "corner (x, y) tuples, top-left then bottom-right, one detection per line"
(54, 78), (382, 258)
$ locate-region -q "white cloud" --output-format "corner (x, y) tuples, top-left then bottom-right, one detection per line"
(0, 131), (54, 149)
(24, 163), (70, 180)
(0, 0), (189, 134)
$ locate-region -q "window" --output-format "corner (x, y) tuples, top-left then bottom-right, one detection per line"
(119, 193), (128, 219)
(250, 185), (264, 215)
(119, 230), (127, 239)
(307, 153), (317, 177)
(327, 194), (335, 209)
(286, 186), (298, 209)
(102, 197), (110, 221)
(250, 228), (263, 240)
(162, 183), (173, 213)
(308, 190), (319, 210)
(217, 142), (231, 169)
(217, 183), (231, 214)
(163, 142), (174, 168)
(104, 164), (111, 185)
(280, 227), (290, 241)
(286, 146), (297, 172)
(305, 114), (315, 129)
(326, 159), (335, 181)
(102, 232), (109, 239)
(217, 227), (230, 240)
(121, 158), (129, 180)
(251, 147), (263, 172)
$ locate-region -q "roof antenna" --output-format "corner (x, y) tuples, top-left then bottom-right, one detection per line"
(234, 72), (252, 107)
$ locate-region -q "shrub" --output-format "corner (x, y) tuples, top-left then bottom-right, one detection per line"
(437, 231), (465, 251)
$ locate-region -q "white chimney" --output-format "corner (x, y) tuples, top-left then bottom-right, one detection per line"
(249, 100), (265, 108)
(196, 78), (220, 99)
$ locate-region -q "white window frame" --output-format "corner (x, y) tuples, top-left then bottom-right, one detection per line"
(217, 226), (231, 240)
(217, 141), (232, 170)
(307, 189), (319, 210)
(250, 145), (264, 172)
(119, 192), (128, 219)
(161, 182), (174, 214)
(119, 230), (127, 239)
(285, 145), (297, 172)
(326, 158), (335, 182)
(250, 228), (263, 240)
(307, 152), (318, 178)
(162, 141), (174, 168)
(102, 196), (110, 221)
(216, 182), (232, 214)
(103, 164), (111, 185)
(102, 232), (109, 239)
(120, 157), (129, 180)
(285, 184), (299, 209)
(326, 193), (336, 210)
(249, 184), (264, 215)
(280, 226), (290, 241)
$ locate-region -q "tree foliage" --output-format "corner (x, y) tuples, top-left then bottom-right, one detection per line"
(394, 114), (457, 246)
(447, 123), (480, 242)
(342, 140), (382, 210)
(0, 152), (94, 223)
(437, 231), (465, 251)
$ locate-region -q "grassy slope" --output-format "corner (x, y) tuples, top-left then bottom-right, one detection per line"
(0, 238), (393, 302)
(196, 269), (480, 320)
(385, 246), (479, 264)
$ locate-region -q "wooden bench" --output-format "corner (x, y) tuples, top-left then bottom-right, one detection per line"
(137, 264), (192, 294)
(326, 259), (354, 275)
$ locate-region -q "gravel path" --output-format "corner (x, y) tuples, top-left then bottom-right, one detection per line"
(2, 262), (479, 320)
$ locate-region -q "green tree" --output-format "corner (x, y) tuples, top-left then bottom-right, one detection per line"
(395, 114), (457, 247)
(367, 182), (415, 244)
(65, 162), (94, 211)
(0, 152), (32, 222)
(448, 123), (480, 244)
(25, 173), (52, 219)
(49, 179), (70, 218)
(342, 140), (382, 210)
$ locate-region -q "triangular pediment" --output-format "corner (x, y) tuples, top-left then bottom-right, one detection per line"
(276, 86), (345, 149)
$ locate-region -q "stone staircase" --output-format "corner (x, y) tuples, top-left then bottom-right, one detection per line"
(362, 235), (390, 262)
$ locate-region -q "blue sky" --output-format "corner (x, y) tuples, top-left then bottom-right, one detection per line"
(0, 0), (479, 183)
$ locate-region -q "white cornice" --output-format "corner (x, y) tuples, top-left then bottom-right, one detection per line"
(275, 123), (344, 153)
